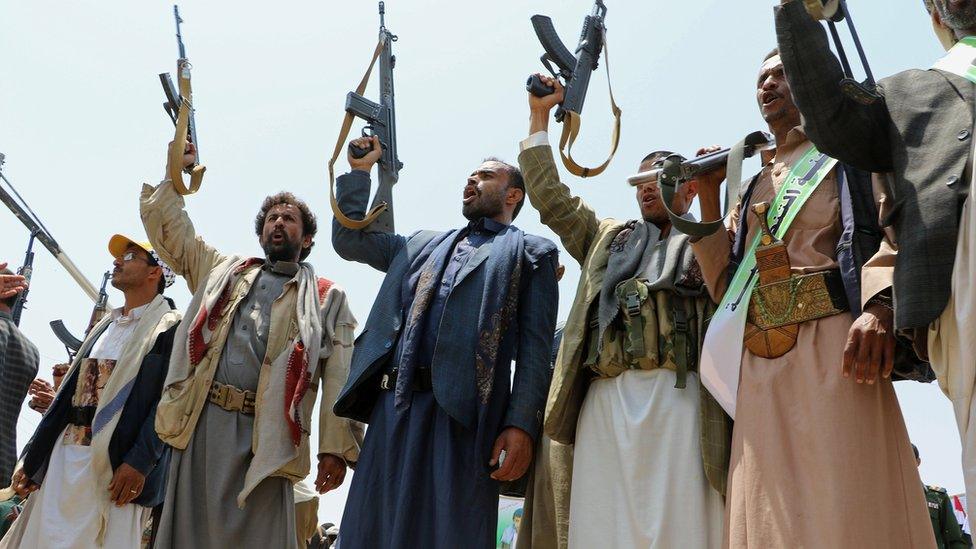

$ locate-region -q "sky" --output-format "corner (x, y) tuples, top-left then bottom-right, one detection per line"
(2, 0), (963, 527)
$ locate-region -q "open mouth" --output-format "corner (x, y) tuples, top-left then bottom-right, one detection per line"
(270, 231), (286, 244)
(761, 91), (780, 107)
(463, 187), (478, 205)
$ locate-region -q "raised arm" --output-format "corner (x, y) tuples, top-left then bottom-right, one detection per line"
(331, 135), (407, 272)
(517, 76), (600, 265)
(140, 142), (225, 294)
(775, 0), (894, 172)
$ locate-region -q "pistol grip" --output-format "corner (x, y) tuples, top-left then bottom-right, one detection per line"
(526, 74), (555, 97)
(349, 142), (372, 160)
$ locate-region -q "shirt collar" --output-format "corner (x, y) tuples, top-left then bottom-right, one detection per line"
(113, 301), (151, 326)
(263, 261), (301, 277)
(0, 310), (11, 321)
(466, 217), (507, 235)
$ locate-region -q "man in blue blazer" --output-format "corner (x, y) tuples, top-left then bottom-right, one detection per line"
(333, 135), (559, 549)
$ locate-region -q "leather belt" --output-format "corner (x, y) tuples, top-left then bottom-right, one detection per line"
(379, 368), (432, 392)
(747, 268), (849, 331)
(208, 381), (256, 415)
(66, 405), (96, 427)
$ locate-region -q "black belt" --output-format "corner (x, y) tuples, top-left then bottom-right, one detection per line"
(67, 405), (96, 427)
(379, 367), (432, 392)
(821, 268), (851, 313)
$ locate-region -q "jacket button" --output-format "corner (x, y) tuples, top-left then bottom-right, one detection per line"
(959, 129), (971, 141)
(948, 175), (960, 187)
(384, 340), (392, 349)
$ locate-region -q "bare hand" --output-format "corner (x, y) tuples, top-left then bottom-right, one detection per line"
(108, 463), (146, 506)
(28, 378), (56, 413)
(843, 303), (896, 384)
(0, 263), (27, 300)
(691, 145), (727, 192)
(489, 427), (534, 482)
(314, 454), (347, 494)
(528, 73), (564, 112)
(165, 140), (197, 179)
(11, 468), (38, 497)
(348, 135), (383, 173)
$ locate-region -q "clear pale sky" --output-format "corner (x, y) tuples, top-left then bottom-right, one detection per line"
(3, 0), (962, 526)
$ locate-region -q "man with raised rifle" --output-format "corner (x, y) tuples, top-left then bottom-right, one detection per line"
(773, 0), (976, 531)
(689, 48), (932, 547)
(518, 75), (728, 549)
(142, 142), (362, 548)
(1, 236), (179, 549)
(332, 135), (559, 549)
(0, 263), (37, 491)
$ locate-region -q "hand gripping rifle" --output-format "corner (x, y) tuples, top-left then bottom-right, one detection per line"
(329, 2), (403, 234)
(0, 154), (110, 353)
(802, 0), (880, 104)
(160, 4), (206, 195)
(526, 0), (621, 178)
(626, 131), (776, 238)
(10, 230), (37, 326)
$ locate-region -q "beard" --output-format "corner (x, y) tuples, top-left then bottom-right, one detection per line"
(461, 190), (505, 221)
(261, 234), (302, 262)
(940, 0), (976, 30)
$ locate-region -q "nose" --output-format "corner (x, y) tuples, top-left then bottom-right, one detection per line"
(466, 177), (477, 188)
(113, 256), (123, 268)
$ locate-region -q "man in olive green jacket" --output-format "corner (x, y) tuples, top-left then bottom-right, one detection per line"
(517, 76), (731, 549)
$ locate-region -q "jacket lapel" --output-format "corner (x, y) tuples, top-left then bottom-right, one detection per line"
(453, 235), (494, 287)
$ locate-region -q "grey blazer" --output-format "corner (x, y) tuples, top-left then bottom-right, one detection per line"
(776, 0), (974, 330)
(330, 171), (559, 442)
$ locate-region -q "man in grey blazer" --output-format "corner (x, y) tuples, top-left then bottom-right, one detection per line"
(774, 0), (976, 529)
(332, 135), (559, 549)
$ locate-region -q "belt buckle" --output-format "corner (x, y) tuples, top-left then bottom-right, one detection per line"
(226, 387), (246, 412)
(624, 292), (641, 317)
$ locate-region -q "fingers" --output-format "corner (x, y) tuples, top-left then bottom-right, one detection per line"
(854, 328), (871, 383)
(488, 435), (505, 467)
(490, 448), (517, 481)
(695, 145), (722, 157)
(883, 330), (896, 379)
(315, 462), (345, 494)
(842, 329), (858, 379)
(866, 331), (883, 385)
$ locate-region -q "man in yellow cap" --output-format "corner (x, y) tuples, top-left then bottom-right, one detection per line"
(2, 235), (181, 548)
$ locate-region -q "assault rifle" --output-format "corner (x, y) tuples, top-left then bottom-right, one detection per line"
(626, 131), (776, 238)
(802, 0), (879, 104)
(330, 1), (402, 234)
(160, 4), (206, 195)
(525, 0), (620, 178)
(0, 154), (108, 352)
(51, 271), (111, 357)
(10, 231), (37, 326)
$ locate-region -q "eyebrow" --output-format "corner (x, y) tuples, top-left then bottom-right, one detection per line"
(471, 169), (497, 178)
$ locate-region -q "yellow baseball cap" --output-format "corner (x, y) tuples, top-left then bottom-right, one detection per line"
(107, 234), (176, 288)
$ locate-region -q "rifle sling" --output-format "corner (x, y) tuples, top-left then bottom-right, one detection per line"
(558, 33), (621, 179)
(329, 39), (389, 230)
(168, 59), (206, 196)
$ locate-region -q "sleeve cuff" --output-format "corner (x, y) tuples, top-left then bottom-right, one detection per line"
(520, 131), (550, 152)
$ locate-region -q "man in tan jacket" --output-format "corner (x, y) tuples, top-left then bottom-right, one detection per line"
(141, 143), (362, 548)
(518, 76), (730, 549)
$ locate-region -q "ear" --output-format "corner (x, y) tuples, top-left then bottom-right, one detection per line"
(932, 7), (958, 50)
(148, 265), (163, 286)
(302, 234), (313, 249)
(507, 187), (525, 206)
(682, 179), (699, 202)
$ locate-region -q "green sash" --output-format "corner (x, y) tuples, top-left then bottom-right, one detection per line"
(933, 36), (976, 84)
(699, 145), (838, 418)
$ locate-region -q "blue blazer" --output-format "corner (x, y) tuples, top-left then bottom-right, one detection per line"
(21, 322), (177, 508)
(332, 171), (559, 442)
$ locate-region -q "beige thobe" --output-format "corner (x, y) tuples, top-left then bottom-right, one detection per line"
(928, 189), (976, 534)
(692, 128), (934, 548)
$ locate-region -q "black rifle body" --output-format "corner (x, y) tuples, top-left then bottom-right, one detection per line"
(526, 1), (607, 122)
(346, 2), (402, 234)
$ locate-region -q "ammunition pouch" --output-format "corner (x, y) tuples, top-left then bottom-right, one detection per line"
(584, 278), (709, 389)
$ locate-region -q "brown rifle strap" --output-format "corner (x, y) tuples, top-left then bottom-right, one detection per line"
(329, 39), (389, 230)
(558, 34), (622, 178)
(802, 0), (840, 21)
(168, 59), (206, 195)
